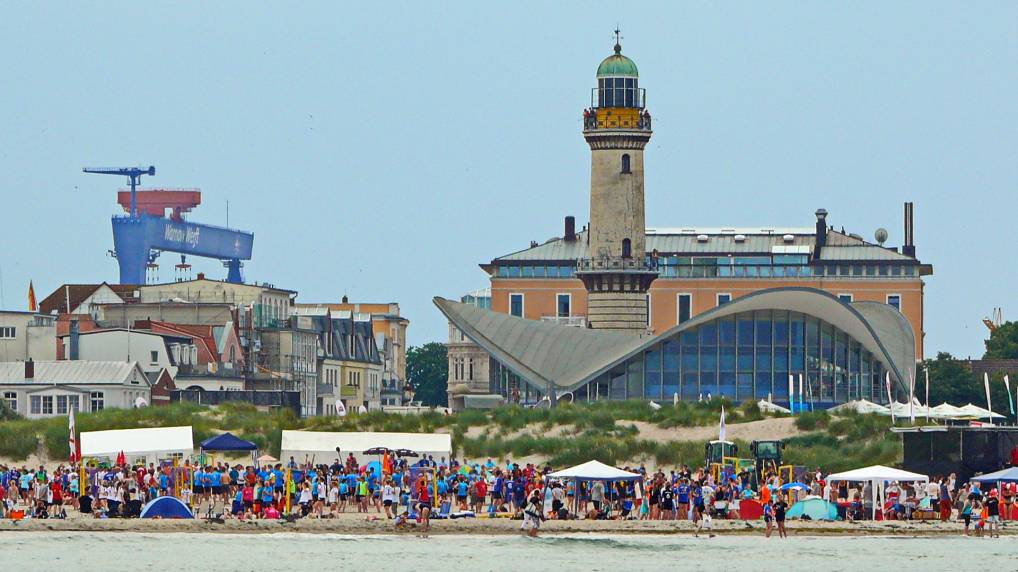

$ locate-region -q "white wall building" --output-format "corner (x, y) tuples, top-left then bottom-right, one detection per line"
(0, 361), (151, 419)
(59, 329), (195, 376)
(0, 311), (57, 362)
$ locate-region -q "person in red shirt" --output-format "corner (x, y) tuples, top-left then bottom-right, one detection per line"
(472, 478), (488, 513)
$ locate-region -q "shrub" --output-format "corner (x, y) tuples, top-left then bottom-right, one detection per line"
(794, 410), (830, 431)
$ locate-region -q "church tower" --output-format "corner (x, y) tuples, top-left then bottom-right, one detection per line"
(577, 34), (658, 333)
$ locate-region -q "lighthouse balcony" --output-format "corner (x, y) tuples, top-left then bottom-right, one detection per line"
(583, 110), (651, 131)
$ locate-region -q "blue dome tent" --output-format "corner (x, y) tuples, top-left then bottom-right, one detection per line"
(140, 496), (194, 519)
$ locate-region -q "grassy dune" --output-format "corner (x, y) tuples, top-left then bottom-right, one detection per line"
(0, 400), (901, 471)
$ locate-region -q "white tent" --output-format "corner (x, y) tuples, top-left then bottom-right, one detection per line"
(549, 460), (642, 481)
(826, 464), (929, 519)
(828, 399), (890, 415)
(757, 399), (791, 414)
(956, 403), (1006, 419)
(280, 430), (452, 465)
(80, 426), (193, 466)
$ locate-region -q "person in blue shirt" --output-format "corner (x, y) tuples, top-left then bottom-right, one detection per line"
(456, 477), (469, 511)
(272, 468), (285, 491)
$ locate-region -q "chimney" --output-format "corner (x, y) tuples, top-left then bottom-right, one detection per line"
(24, 358), (34, 380)
(197, 272), (206, 280)
(813, 208), (828, 260)
(342, 295), (349, 304)
(564, 216), (576, 242)
(69, 319), (80, 361)
(902, 202), (916, 258)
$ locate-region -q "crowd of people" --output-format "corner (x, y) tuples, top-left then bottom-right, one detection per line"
(0, 455), (1014, 538)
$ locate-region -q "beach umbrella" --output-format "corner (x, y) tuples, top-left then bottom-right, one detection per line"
(780, 482), (809, 491)
(257, 454), (278, 463)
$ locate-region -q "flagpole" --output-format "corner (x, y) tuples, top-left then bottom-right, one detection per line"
(1005, 375), (1015, 425)
(886, 372), (895, 424)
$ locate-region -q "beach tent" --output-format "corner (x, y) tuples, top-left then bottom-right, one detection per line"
(280, 430), (452, 465)
(140, 496), (194, 519)
(786, 497), (838, 520)
(81, 426), (193, 467)
(200, 432), (258, 452)
(928, 403), (968, 420)
(970, 467), (1018, 484)
(826, 465), (928, 519)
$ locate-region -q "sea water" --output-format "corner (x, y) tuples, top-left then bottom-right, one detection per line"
(2, 532), (1012, 571)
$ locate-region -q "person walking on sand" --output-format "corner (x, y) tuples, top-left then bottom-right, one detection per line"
(522, 490), (546, 537)
(774, 498), (788, 538)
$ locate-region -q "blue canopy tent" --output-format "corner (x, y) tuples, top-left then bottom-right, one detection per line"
(971, 467), (1018, 484)
(200, 433), (258, 452)
(140, 496), (194, 519)
(200, 432), (258, 465)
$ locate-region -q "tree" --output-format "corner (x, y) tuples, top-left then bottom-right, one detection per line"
(925, 352), (1012, 412)
(984, 321), (1018, 360)
(407, 342), (448, 407)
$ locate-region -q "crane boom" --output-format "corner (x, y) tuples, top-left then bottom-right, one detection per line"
(83, 165), (155, 217)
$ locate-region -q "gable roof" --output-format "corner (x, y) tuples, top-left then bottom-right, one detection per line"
(0, 360), (148, 385)
(39, 283), (136, 315)
(433, 297), (648, 391)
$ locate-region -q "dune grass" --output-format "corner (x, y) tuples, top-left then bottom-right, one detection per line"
(0, 400), (901, 471)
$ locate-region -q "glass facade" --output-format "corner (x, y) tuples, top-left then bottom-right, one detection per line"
(492, 309), (889, 409)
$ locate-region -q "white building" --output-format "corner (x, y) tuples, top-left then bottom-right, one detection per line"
(0, 311), (57, 362)
(58, 329), (196, 376)
(0, 361), (151, 419)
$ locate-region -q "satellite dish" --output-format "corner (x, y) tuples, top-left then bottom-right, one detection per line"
(335, 399), (347, 417)
(874, 228), (889, 245)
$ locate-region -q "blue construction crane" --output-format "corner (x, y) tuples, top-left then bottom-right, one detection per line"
(82, 166), (155, 218)
(83, 165), (254, 285)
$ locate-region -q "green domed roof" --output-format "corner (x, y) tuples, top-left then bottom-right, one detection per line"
(596, 44), (638, 77)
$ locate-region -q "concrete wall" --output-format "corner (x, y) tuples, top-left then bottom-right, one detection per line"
(0, 312), (56, 362)
(589, 148), (646, 260)
(65, 330), (178, 375)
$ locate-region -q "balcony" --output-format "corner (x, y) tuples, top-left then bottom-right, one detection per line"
(540, 316), (587, 328)
(577, 257), (658, 273)
(583, 113), (651, 131)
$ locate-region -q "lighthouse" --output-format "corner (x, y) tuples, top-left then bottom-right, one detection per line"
(577, 33), (658, 333)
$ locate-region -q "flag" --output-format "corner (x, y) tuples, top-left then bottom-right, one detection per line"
(1005, 375), (1015, 417)
(924, 368), (931, 423)
(788, 374), (795, 413)
(28, 281), (37, 312)
(719, 405), (727, 442)
(908, 369), (916, 424)
(68, 408), (79, 463)
(886, 372), (895, 423)
(984, 372), (993, 423)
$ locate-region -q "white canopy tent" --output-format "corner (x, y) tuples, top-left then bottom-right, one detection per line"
(956, 404), (1005, 420)
(549, 460), (642, 481)
(80, 426), (194, 466)
(826, 464), (929, 519)
(280, 430), (452, 465)
(549, 460), (642, 518)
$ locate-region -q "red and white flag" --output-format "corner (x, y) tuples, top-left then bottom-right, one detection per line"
(68, 407), (79, 463)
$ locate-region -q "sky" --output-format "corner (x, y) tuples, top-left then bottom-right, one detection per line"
(1, 2), (1015, 358)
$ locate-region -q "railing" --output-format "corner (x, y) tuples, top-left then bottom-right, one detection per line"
(540, 316), (587, 328)
(577, 257), (658, 272)
(583, 113), (651, 131)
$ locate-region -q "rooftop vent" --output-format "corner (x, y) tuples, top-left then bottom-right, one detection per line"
(696, 234), (709, 243)
(782, 234), (795, 243)
(720, 228), (736, 234)
(734, 234), (746, 242)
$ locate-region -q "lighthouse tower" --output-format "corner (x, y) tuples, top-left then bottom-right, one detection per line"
(577, 33), (658, 333)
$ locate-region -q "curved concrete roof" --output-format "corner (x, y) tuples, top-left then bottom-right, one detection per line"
(434, 287), (916, 398)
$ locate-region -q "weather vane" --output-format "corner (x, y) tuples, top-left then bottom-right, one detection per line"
(614, 27), (623, 53)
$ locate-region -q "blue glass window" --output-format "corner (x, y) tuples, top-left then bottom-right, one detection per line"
(508, 266), (521, 278)
(497, 266), (509, 278)
(700, 323), (717, 345)
(737, 318), (754, 345)
(720, 346), (736, 371)
(720, 373), (737, 398)
(719, 319), (736, 345)
(546, 266), (559, 278)
(521, 266), (534, 278)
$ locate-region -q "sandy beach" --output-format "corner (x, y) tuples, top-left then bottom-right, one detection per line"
(0, 512), (1012, 536)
